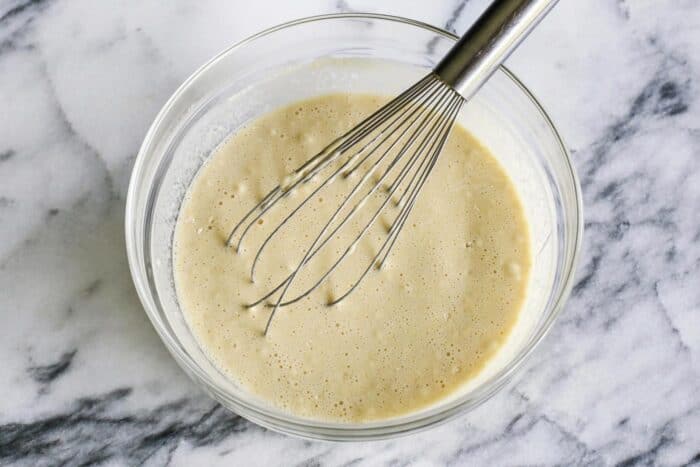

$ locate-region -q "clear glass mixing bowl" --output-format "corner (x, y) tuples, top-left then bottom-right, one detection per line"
(125, 13), (582, 441)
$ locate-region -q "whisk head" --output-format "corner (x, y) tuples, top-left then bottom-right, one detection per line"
(226, 73), (464, 335)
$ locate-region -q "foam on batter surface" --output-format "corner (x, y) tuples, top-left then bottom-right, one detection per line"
(174, 93), (531, 421)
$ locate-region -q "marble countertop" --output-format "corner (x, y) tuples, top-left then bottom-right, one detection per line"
(1, 0), (698, 465)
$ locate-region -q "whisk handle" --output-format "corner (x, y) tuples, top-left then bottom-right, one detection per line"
(434, 0), (557, 99)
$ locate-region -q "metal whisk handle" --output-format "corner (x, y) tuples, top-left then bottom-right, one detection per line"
(434, 0), (558, 99)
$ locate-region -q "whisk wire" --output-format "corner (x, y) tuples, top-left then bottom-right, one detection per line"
(223, 73), (465, 335)
(252, 77), (464, 334)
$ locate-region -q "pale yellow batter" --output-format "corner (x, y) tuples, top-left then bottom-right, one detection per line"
(174, 93), (531, 421)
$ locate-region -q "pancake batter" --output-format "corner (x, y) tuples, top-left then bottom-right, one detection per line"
(174, 93), (531, 421)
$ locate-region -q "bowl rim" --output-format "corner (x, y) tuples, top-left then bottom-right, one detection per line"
(125, 12), (583, 441)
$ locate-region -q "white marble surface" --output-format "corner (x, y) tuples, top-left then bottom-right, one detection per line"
(1, 0), (699, 465)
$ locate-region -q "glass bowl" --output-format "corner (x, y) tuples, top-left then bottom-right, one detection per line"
(125, 13), (583, 441)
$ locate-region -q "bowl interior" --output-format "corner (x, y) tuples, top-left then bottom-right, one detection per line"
(126, 14), (581, 440)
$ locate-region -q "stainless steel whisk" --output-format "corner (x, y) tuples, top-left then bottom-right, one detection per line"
(227, 0), (558, 335)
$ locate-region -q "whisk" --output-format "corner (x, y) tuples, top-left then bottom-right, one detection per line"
(227, 0), (558, 334)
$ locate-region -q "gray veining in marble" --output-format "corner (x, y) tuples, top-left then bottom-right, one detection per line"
(0, 0), (698, 465)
